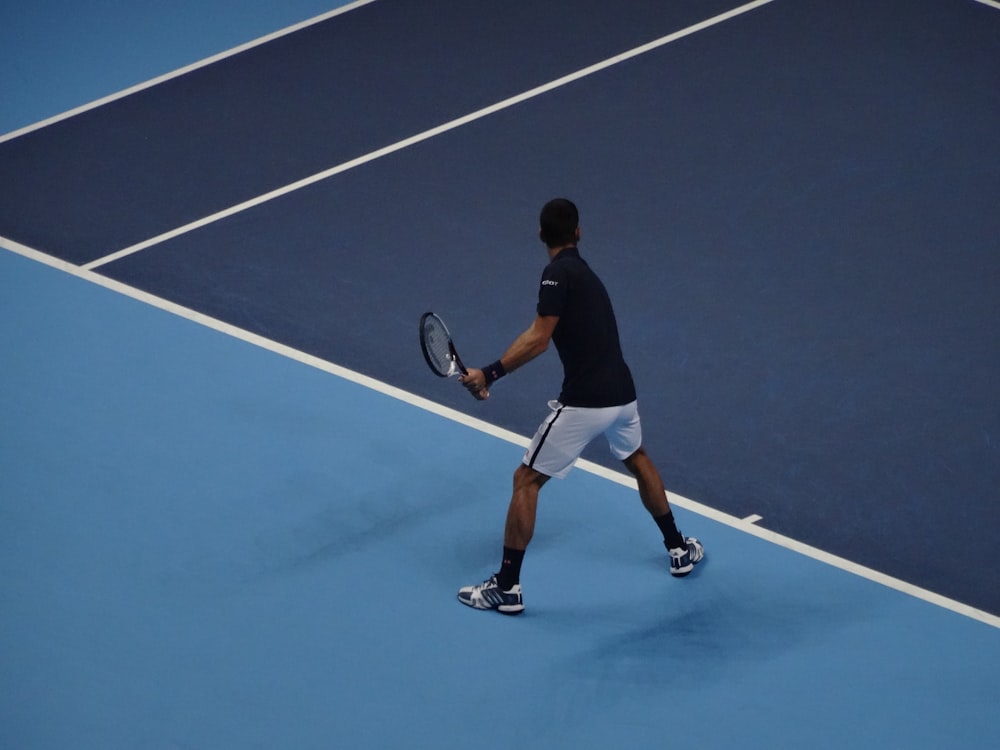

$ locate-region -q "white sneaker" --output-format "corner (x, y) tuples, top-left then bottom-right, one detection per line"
(457, 574), (524, 615)
(668, 537), (704, 577)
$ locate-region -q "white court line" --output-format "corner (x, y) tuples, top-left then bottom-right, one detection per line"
(0, 0), (378, 145)
(4, 233), (1000, 632)
(4, 0), (992, 148)
(81, 0), (778, 271)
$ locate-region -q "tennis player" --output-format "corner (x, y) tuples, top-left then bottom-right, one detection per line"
(457, 198), (703, 614)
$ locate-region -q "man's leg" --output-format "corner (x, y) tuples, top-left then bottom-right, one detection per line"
(504, 464), (550, 549)
(495, 464), (549, 591)
(623, 446), (704, 576)
(457, 465), (548, 614)
(622, 445), (672, 518)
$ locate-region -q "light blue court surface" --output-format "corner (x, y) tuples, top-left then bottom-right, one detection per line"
(3, 243), (1000, 749)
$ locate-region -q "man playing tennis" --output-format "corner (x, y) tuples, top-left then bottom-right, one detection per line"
(457, 198), (703, 614)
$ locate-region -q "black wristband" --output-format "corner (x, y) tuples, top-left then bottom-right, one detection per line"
(482, 359), (507, 385)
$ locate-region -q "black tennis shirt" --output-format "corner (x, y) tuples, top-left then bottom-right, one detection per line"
(536, 246), (637, 407)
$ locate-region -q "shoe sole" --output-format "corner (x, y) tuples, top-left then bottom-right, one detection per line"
(457, 594), (525, 615)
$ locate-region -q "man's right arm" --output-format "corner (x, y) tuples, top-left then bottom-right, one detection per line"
(498, 314), (559, 373)
(459, 315), (559, 398)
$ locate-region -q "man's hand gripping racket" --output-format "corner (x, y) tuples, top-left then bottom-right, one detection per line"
(419, 312), (489, 400)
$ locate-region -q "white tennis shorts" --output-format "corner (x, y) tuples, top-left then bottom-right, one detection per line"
(522, 400), (642, 479)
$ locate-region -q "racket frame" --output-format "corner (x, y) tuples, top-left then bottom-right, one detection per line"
(419, 311), (468, 378)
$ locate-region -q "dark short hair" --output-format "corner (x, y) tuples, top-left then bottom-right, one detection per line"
(539, 198), (579, 247)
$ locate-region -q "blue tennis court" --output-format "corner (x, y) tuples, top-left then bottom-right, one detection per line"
(2, 1), (999, 748)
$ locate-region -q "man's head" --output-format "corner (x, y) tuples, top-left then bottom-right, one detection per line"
(539, 198), (580, 248)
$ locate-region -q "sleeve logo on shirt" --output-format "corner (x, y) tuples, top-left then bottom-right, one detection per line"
(541, 280), (559, 286)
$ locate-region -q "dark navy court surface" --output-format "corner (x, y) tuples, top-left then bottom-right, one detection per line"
(2, 1), (999, 748)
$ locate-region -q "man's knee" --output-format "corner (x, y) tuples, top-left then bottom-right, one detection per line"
(622, 445), (648, 474)
(514, 463), (549, 489)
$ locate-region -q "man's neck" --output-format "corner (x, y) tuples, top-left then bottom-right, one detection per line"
(547, 243), (576, 259)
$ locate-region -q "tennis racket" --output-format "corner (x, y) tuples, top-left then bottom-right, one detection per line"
(419, 312), (469, 378)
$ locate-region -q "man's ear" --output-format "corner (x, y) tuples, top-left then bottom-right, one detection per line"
(575, 227), (581, 242)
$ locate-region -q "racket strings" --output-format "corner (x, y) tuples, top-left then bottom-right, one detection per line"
(422, 319), (457, 375)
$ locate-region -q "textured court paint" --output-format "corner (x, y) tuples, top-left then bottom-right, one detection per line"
(88, 3), (1000, 614)
(2, 248), (1000, 750)
(0, 0), (362, 138)
(2, 3), (999, 746)
(5, 0), (993, 614)
(83, 0), (1000, 616)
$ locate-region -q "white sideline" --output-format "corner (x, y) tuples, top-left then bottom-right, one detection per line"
(0, 0), (378, 146)
(3, 0), (994, 149)
(3, 234), (999, 632)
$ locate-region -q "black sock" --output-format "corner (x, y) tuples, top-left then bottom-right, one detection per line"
(654, 511), (686, 550)
(496, 546), (525, 590)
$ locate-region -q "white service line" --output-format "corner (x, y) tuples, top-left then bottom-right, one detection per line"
(0, 0), (378, 146)
(81, 0), (778, 271)
(3, 233), (1000, 632)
